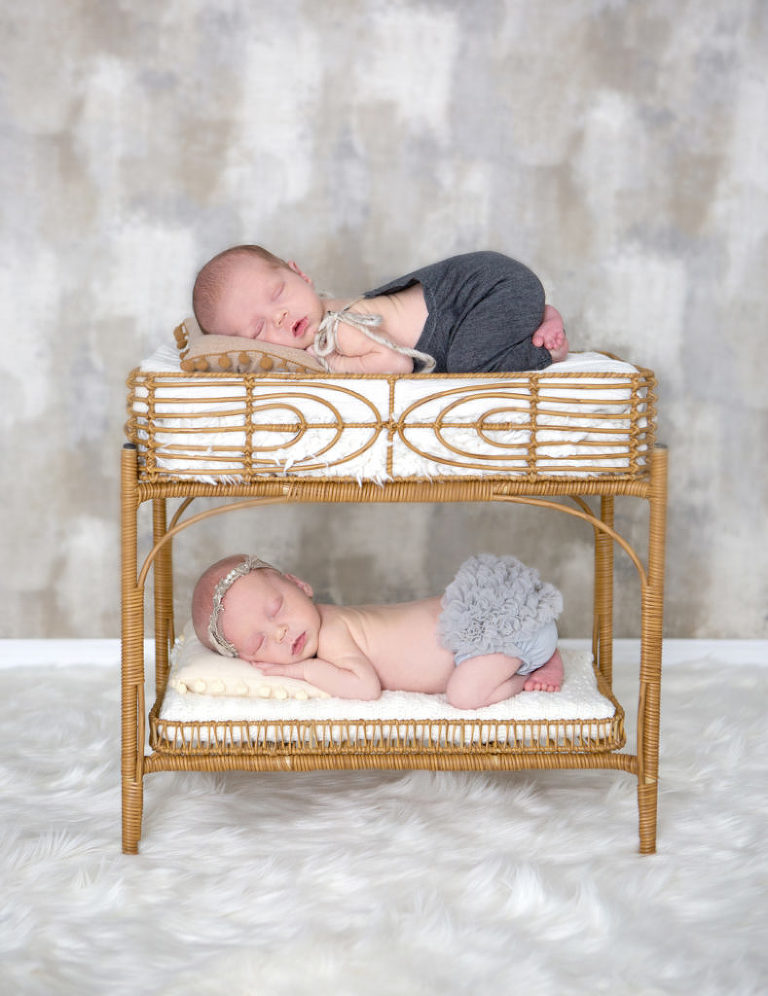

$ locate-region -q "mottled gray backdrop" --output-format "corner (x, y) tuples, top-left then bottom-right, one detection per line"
(1, 0), (765, 638)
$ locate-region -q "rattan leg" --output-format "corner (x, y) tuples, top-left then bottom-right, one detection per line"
(594, 496), (615, 687)
(152, 498), (173, 695)
(121, 444), (145, 854)
(637, 445), (667, 854)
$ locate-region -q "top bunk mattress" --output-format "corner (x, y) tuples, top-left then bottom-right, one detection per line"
(126, 343), (656, 485)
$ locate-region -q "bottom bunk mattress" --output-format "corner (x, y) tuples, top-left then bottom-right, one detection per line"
(150, 626), (624, 756)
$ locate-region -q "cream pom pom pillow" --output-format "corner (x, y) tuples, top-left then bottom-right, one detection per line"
(174, 316), (325, 375)
(170, 624), (330, 701)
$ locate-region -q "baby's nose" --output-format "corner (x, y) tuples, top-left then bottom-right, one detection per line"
(275, 624), (288, 643)
(274, 309), (287, 328)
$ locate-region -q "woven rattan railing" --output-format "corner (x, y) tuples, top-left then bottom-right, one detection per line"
(149, 701), (625, 759)
(125, 364), (656, 485)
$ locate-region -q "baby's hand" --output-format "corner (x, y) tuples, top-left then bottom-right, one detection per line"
(251, 661), (306, 680)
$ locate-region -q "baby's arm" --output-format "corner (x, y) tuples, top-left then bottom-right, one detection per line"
(256, 654), (382, 700)
(322, 349), (413, 374)
(312, 319), (414, 374)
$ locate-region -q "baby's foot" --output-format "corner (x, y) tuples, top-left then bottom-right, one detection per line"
(546, 330), (569, 363)
(532, 305), (569, 363)
(523, 649), (564, 692)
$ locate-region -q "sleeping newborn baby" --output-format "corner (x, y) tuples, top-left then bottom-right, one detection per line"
(191, 554), (564, 710)
(191, 245), (569, 374)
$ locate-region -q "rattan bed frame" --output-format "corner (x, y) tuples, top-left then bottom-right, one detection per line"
(121, 361), (666, 854)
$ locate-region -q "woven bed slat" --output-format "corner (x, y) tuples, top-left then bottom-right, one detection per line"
(147, 668), (625, 759)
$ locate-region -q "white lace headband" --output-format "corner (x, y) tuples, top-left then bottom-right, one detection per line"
(208, 555), (273, 657)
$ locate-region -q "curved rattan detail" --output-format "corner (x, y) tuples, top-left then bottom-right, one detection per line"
(394, 373), (654, 475)
(492, 494), (648, 586)
(126, 363), (657, 484)
(136, 496), (286, 589)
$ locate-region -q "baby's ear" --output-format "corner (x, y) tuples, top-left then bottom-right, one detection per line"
(286, 260), (313, 285)
(285, 572), (314, 598)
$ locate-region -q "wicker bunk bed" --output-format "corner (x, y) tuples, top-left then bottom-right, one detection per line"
(121, 329), (666, 855)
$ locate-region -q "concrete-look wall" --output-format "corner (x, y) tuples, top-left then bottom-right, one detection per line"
(1, 0), (765, 639)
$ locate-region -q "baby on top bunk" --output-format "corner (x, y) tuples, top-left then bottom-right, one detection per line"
(192, 245), (569, 375)
(191, 553), (564, 710)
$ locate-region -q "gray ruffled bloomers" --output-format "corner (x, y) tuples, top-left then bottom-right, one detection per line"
(438, 554), (563, 670)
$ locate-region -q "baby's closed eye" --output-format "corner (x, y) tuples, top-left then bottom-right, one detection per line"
(244, 633), (265, 658)
(268, 596), (283, 617)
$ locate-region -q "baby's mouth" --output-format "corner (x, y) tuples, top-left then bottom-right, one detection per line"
(292, 317), (308, 338)
(291, 632), (306, 656)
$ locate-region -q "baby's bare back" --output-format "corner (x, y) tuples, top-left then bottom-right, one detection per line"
(321, 598), (456, 694)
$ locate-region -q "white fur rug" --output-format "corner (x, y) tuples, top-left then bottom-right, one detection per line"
(1, 643), (766, 995)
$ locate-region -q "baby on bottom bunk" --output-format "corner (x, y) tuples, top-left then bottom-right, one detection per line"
(191, 553), (564, 710)
(191, 245), (569, 375)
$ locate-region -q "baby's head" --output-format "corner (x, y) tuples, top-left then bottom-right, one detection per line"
(192, 245), (323, 350)
(192, 554), (320, 664)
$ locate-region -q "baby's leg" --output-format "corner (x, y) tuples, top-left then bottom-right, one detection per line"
(442, 255), (547, 372)
(445, 653), (528, 709)
(532, 305), (569, 362)
(522, 648), (564, 692)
